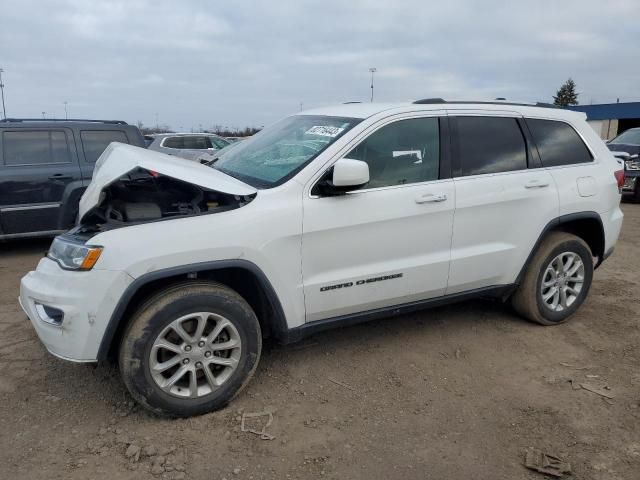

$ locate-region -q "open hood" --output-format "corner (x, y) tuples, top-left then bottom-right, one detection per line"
(79, 143), (256, 220)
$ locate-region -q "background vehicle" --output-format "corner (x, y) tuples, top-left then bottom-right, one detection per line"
(223, 136), (249, 143)
(0, 118), (144, 240)
(607, 127), (640, 200)
(147, 133), (230, 162)
(20, 101), (623, 416)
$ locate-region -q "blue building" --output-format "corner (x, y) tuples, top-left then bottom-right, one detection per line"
(565, 102), (640, 140)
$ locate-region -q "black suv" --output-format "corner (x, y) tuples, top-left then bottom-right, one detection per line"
(0, 119), (145, 239)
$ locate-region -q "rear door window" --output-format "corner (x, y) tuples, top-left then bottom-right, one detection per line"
(3, 130), (72, 165)
(455, 117), (527, 176)
(80, 130), (128, 163)
(163, 136), (214, 150)
(182, 136), (209, 149)
(526, 119), (593, 167)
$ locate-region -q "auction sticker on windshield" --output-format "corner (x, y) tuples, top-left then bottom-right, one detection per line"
(305, 126), (345, 137)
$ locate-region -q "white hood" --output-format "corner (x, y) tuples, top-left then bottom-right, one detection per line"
(79, 143), (256, 220)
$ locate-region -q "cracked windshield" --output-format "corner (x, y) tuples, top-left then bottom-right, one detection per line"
(212, 115), (360, 187)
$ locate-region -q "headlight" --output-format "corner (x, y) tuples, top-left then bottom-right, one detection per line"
(47, 237), (103, 270)
(626, 160), (640, 171)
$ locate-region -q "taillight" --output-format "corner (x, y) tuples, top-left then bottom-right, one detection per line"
(614, 169), (625, 192)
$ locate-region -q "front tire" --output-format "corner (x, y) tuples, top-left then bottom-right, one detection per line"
(119, 282), (261, 417)
(512, 232), (594, 325)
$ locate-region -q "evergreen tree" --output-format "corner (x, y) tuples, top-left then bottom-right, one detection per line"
(553, 78), (579, 106)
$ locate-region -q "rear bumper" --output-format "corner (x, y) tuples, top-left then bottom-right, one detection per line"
(19, 258), (134, 362)
(601, 207), (623, 261)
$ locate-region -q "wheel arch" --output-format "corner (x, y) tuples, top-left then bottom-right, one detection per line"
(97, 260), (288, 361)
(516, 211), (605, 286)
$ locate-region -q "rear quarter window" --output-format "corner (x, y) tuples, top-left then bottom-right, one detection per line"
(526, 119), (593, 167)
(81, 130), (129, 163)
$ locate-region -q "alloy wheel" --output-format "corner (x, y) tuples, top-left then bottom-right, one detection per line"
(540, 252), (585, 312)
(149, 312), (242, 398)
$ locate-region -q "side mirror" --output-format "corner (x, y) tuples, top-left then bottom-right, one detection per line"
(333, 158), (370, 187)
(315, 159), (369, 196)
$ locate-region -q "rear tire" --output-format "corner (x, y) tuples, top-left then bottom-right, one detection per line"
(512, 232), (593, 325)
(119, 281), (261, 417)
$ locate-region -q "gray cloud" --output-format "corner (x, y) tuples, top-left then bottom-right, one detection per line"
(1, 0), (638, 130)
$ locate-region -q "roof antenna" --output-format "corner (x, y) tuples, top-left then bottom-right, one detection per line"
(495, 97), (506, 101)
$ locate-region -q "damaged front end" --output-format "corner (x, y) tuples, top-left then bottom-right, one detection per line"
(74, 143), (257, 236)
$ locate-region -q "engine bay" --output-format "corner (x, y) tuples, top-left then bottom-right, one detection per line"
(77, 168), (254, 234)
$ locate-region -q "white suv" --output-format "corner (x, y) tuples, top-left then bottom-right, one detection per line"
(20, 100), (624, 417)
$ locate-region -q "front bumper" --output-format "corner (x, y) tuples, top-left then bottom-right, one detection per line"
(19, 257), (134, 362)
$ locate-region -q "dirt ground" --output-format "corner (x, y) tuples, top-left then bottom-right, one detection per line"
(1, 204), (638, 480)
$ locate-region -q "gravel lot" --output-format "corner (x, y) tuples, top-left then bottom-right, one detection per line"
(1, 203), (638, 480)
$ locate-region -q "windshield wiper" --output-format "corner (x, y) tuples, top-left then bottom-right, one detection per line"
(202, 155), (221, 166)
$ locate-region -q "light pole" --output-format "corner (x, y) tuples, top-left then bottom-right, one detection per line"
(42, 111), (46, 119)
(63, 101), (68, 119)
(0, 68), (7, 119)
(369, 67), (377, 102)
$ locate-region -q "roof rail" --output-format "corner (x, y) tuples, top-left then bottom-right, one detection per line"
(413, 98), (445, 104)
(412, 98), (558, 109)
(533, 102), (558, 108)
(0, 118), (129, 124)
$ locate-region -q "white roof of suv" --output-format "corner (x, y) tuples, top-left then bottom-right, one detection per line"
(300, 101), (587, 122)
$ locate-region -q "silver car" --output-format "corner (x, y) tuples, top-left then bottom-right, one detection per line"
(147, 133), (230, 162)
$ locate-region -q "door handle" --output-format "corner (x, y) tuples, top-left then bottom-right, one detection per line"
(48, 174), (72, 180)
(415, 193), (447, 204)
(524, 180), (550, 189)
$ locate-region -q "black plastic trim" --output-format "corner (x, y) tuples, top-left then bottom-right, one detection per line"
(600, 246), (614, 267)
(96, 259), (288, 361)
(438, 116), (452, 180)
(515, 211), (604, 284)
(283, 285), (515, 343)
(517, 117), (543, 169)
(413, 98), (446, 104)
(449, 116), (462, 178)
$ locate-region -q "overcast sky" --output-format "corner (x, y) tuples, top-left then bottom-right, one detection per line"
(1, 0), (639, 131)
